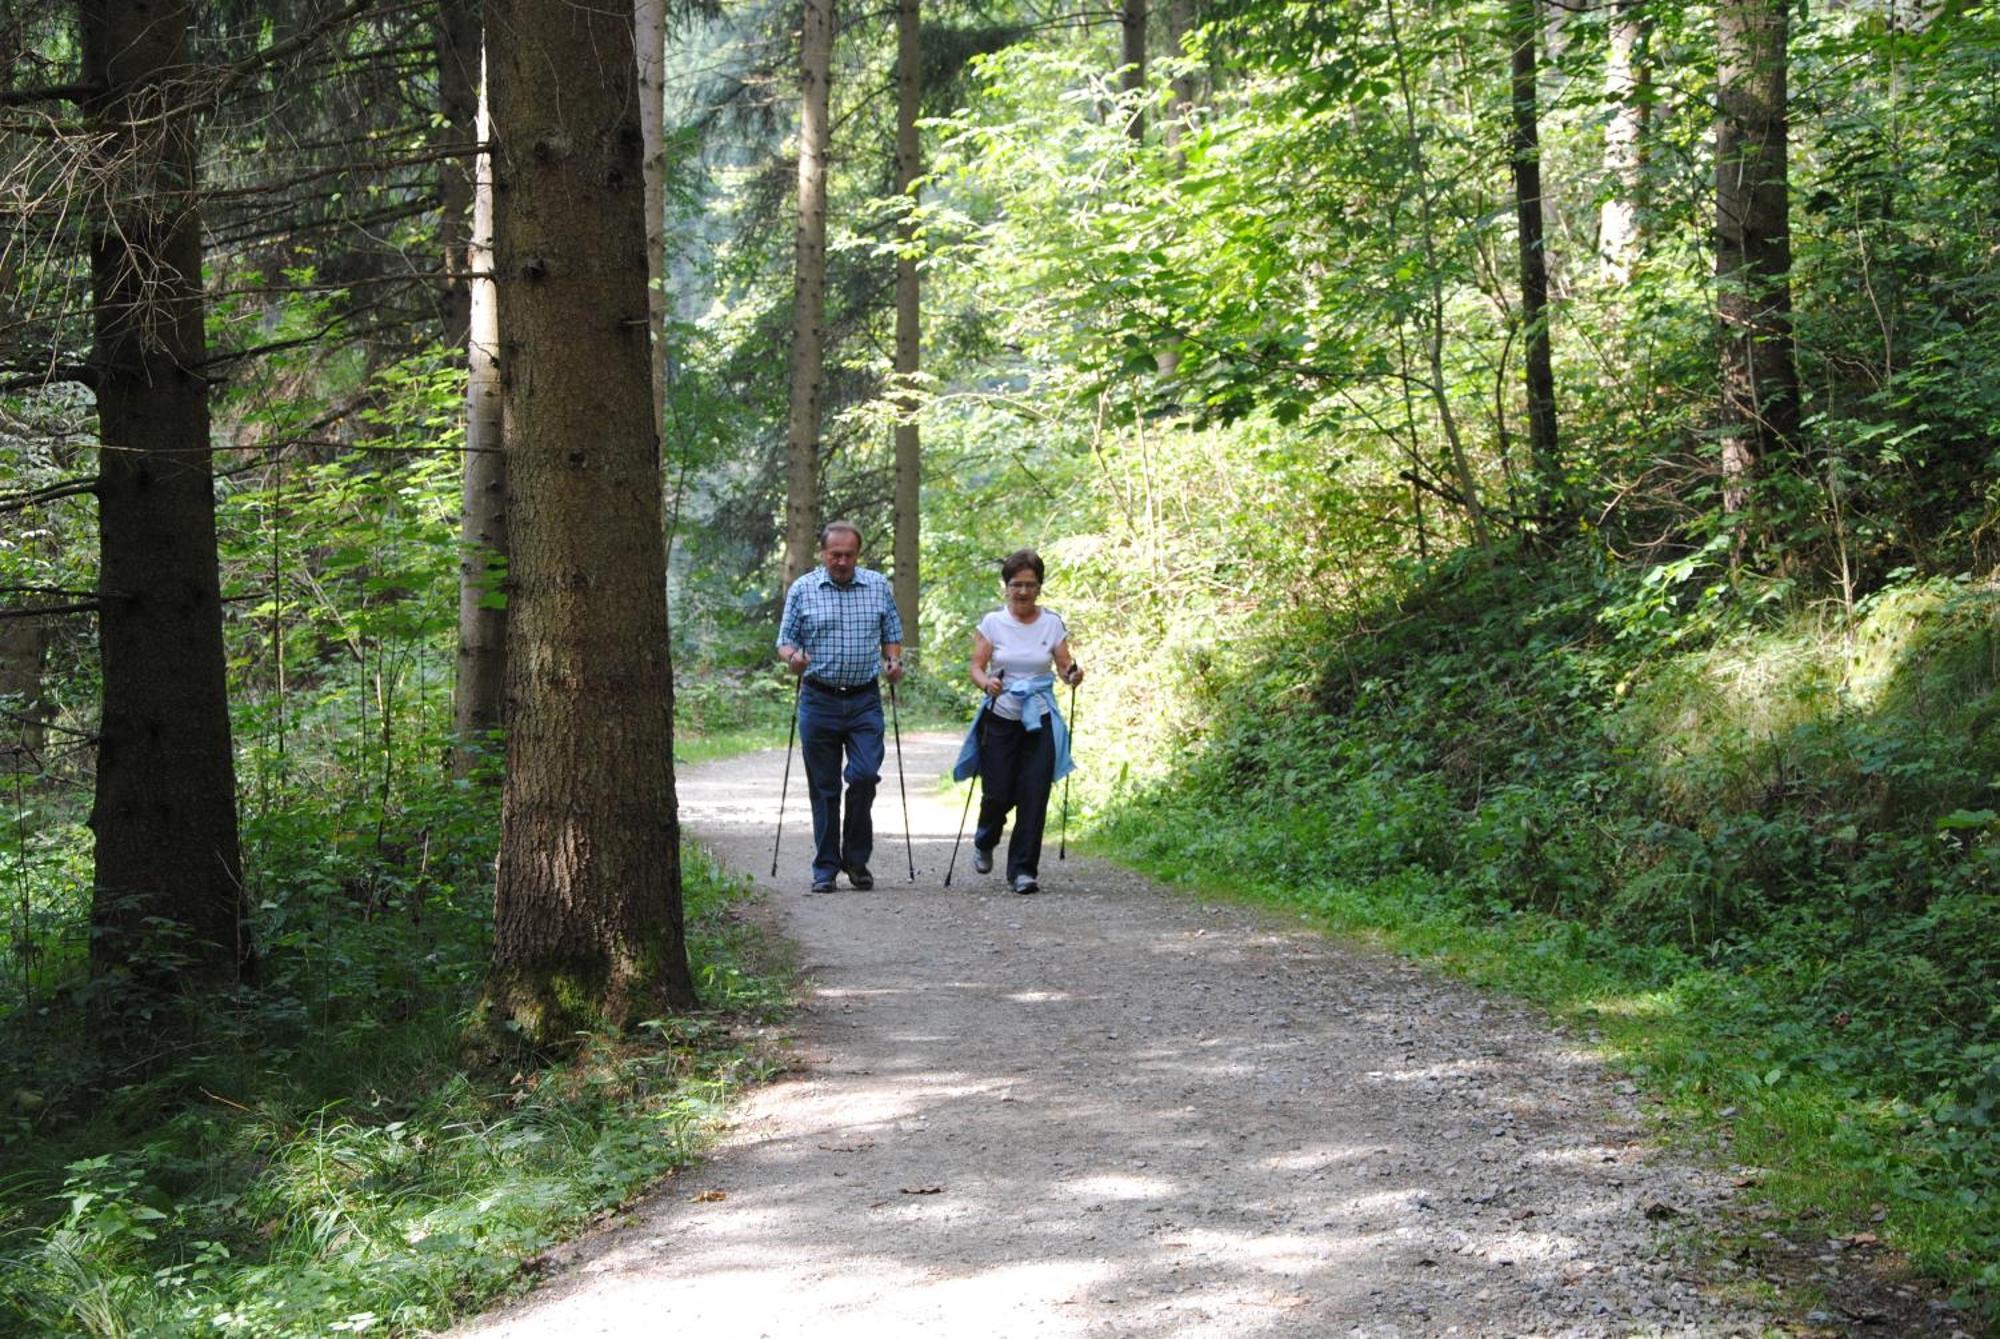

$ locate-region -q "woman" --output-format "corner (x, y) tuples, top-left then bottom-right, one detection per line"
(954, 549), (1083, 894)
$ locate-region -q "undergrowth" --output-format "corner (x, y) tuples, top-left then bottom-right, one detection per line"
(1093, 540), (2000, 1322)
(0, 718), (792, 1337)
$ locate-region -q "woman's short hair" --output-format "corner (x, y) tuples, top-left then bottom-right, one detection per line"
(1000, 549), (1045, 585)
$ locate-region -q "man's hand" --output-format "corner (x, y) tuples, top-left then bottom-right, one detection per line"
(884, 656), (905, 685)
(782, 647), (810, 675)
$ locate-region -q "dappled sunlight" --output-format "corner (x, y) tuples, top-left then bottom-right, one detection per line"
(1056, 1171), (1178, 1201)
(454, 734), (1762, 1337)
(1581, 990), (1682, 1020)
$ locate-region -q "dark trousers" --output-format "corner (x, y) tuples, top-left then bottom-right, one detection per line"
(799, 683), (884, 883)
(975, 712), (1056, 881)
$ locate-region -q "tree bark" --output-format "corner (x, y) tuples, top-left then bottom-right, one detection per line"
(1715, 0), (1797, 527)
(1509, 0), (1562, 521)
(782, 0), (835, 592)
(484, 0), (696, 1038)
(0, 619), (50, 757)
(453, 50), (507, 775)
(891, 0), (921, 654)
(637, 0), (669, 434)
(435, 0), (480, 350)
(1598, 0), (1651, 283)
(1164, 0), (1196, 156)
(81, 0), (250, 991)
(1121, 0), (1147, 142)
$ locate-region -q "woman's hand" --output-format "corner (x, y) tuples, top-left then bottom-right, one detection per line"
(1061, 663), (1084, 686)
(983, 671), (1004, 697)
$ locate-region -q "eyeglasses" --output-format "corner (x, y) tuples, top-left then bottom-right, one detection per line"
(1006, 581), (1041, 592)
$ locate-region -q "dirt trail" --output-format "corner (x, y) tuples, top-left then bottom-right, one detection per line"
(449, 733), (1836, 1337)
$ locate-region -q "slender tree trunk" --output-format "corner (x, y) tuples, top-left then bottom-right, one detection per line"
(81, 0), (250, 991)
(782, 0), (834, 591)
(1384, 0), (1490, 546)
(1599, 0), (1651, 283)
(484, 0), (696, 1038)
(1121, 0), (1147, 142)
(1164, 0), (1196, 155)
(1715, 0), (1797, 527)
(0, 621), (49, 757)
(891, 0), (921, 653)
(1509, 0), (1562, 521)
(453, 55), (507, 775)
(1156, 0), (1198, 378)
(435, 0), (479, 350)
(637, 0), (669, 432)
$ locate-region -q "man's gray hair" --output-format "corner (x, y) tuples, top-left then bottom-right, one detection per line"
(819, 520), (864, 549)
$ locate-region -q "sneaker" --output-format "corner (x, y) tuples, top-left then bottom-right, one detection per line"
(809, 879), (835, 894)
(844, 865), (874, 890)
(1012, 874), (1039, 895)
(971, 846), (993, 875)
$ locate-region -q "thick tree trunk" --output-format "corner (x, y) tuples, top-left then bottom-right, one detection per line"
(1509, 0), (1562, 521)
(484, 0), (695, 1038)
(435, 0), (479, 349)
(81, 0), (250, 991)
(453, 60), (507, 774)
(1599, 0), (1651, 283)
(891, 0), (921, 653)
(782, 0), (834, 592)
(1121, 0), (1147, 142)
(1716, 0), (1797, 526)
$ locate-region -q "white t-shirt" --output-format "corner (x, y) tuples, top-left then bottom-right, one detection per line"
(979, 607), (1068, 721)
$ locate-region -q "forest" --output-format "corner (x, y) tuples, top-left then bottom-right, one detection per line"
(1, 0), (1997, 1332)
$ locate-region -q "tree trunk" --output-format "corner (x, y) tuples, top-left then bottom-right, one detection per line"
(637, 0), (669, 433)
(453, 51), (508, 776)
(1715, 0), (1797, 527)
(1599, 0), (1651, 283)
(782, 0), (834, 592)
(0, 619), (50, 758)
(1509, 0), (1562, 521)
(1121, 0), (1147, 142)
(435, 0), (479, 350)
(891, 0), (921, 654)
(81, 0), (250, 991)
(484, 0), (696, 1039)
(1164, 0), (1197, 156)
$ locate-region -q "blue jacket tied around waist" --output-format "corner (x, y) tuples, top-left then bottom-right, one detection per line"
(953, 673), (1075, 783)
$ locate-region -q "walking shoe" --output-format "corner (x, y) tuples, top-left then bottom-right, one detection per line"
(844, 864), (874, 890)
(971, 846), (993, 875)
(809, 879), (835, 894)
(1012, 874), (1039, 895)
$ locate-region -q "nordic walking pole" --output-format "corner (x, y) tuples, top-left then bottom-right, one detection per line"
(944, 699), (985, 887)
(944, 771), (977, 887)
(889, 679), (915, 882)
(770, 675), (803, 877)
(1059, 672), (1078, 860)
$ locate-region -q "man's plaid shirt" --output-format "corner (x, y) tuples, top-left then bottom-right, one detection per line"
(777, 566), (904, 689)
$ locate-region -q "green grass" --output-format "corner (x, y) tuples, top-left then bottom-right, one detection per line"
(0, 820), (792, 1338)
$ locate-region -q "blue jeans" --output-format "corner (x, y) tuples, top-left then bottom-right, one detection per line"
(798, 682), (884, 884)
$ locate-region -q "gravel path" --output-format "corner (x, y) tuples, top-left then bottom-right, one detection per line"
(449, 732), (1885, 1337)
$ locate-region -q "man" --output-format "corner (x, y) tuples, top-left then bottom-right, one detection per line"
(776, 521), (906, 893)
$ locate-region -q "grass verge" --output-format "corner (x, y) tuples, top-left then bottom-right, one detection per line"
(0, 845), (793, 1338)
